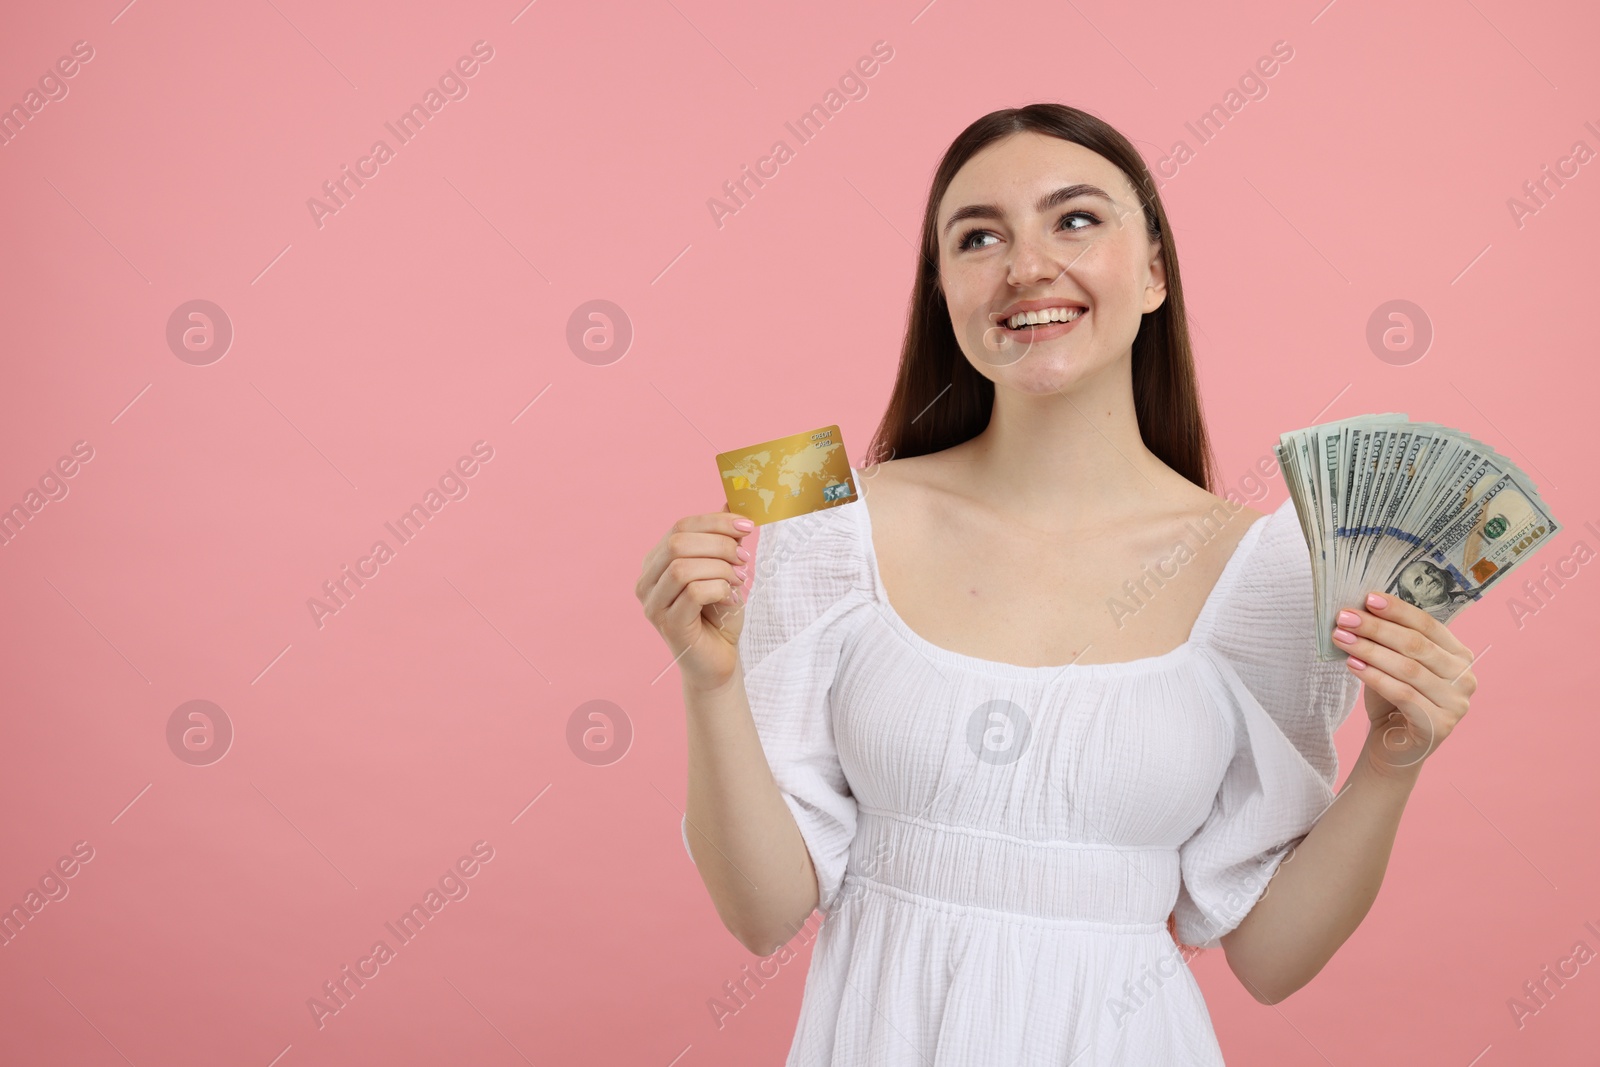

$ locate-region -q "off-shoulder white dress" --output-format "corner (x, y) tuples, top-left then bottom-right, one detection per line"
(680, 474), (1362, 1065)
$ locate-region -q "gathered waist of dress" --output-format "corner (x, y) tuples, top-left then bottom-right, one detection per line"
(845, 805), (1181, 930)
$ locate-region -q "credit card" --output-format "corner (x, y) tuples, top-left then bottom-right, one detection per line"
(716, 424), (857, 526)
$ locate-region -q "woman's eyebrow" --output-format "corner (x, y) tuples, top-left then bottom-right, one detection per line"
(941, 183), (1115, 236)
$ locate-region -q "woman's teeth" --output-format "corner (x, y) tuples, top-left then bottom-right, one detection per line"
(1005, 307), (1085, 329)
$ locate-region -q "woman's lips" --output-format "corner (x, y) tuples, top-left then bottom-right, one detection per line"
(998, 309), (1085, 343)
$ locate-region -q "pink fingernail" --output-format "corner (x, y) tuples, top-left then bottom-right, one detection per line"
(1337, 610), (1361, 628)
(1346, 656), (1366, 670)
(1366, 593), (1387, 609)
(733, 518), (754, 532)
(1333, 628), (1356, 644)
(736, 545), (751, 561)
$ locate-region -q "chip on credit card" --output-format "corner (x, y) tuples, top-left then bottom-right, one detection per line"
(716, 424), (858, 526)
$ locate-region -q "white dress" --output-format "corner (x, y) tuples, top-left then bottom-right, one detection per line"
(680, 473), (1363, 1065)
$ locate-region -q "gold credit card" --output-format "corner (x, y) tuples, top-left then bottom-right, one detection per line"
(716, 424), (857, 526)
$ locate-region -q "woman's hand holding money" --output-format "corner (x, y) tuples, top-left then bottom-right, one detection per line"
(1331, 591), (1478, 780)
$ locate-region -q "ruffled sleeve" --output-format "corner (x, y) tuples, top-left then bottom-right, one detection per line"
(679, 500), (869, 915)
(1174, 497), (1365, 949)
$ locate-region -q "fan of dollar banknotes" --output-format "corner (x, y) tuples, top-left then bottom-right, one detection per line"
(1275, 414), (1562, 661)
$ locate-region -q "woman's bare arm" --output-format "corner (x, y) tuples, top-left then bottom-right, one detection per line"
(1222, 590), (1476, 1003)
(683, 668), (821, 956)
(637, 510), (823, 955)
(1220, 732), (1418, 1004)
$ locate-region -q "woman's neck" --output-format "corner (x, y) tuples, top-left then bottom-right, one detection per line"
(955, 361), (1175, 528)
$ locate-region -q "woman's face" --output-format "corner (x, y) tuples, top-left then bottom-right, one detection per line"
(935, 131), (1166, 395)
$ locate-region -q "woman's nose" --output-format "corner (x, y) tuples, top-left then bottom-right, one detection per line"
(1007, 230), (1077, 288)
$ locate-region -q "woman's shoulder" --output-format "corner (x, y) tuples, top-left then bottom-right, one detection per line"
(749, 444), (942, 577)
(1196, 493), (1342, 685)
(1198, 494), (1362, 784)
(749, 507), (865, 589)
(1233, 494), (1312, 588)
(739, 482), (874, 666)
(853, 450), (951, 506)
(1163, 477), (1270, 539)
(852, 447), (994, 540)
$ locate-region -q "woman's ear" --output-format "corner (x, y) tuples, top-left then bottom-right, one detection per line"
(1143, 240), (1168, 314)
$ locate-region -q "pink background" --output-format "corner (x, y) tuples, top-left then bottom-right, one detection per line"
(1, 0), (1596, 1063)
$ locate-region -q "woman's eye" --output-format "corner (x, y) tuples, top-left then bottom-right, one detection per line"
(957, 229), (996, 251)
(956, 211), (1100, 251)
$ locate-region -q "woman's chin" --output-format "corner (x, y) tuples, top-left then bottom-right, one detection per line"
(965, 341), (1122, 397)
(994, 360), (1091, 397)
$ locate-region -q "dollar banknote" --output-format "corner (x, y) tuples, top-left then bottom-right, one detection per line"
(1276, 414), (1561, 660)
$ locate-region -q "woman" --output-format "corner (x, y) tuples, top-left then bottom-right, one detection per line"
(636, 104), (1478, 1064)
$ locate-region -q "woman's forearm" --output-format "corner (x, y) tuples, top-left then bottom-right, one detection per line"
(683, 668), (821, 956)
(1220, 730), (1422, 1004)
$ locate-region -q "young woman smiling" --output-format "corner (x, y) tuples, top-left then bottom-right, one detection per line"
(637, 103), (1478, 1065)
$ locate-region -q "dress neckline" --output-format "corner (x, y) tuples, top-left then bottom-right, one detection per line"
(847, 468), (1275, 681)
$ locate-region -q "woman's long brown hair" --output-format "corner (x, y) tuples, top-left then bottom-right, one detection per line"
(864, 102), (1218, 495)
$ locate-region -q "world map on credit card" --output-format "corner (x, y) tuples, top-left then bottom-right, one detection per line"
(716, 425), (857, 526)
